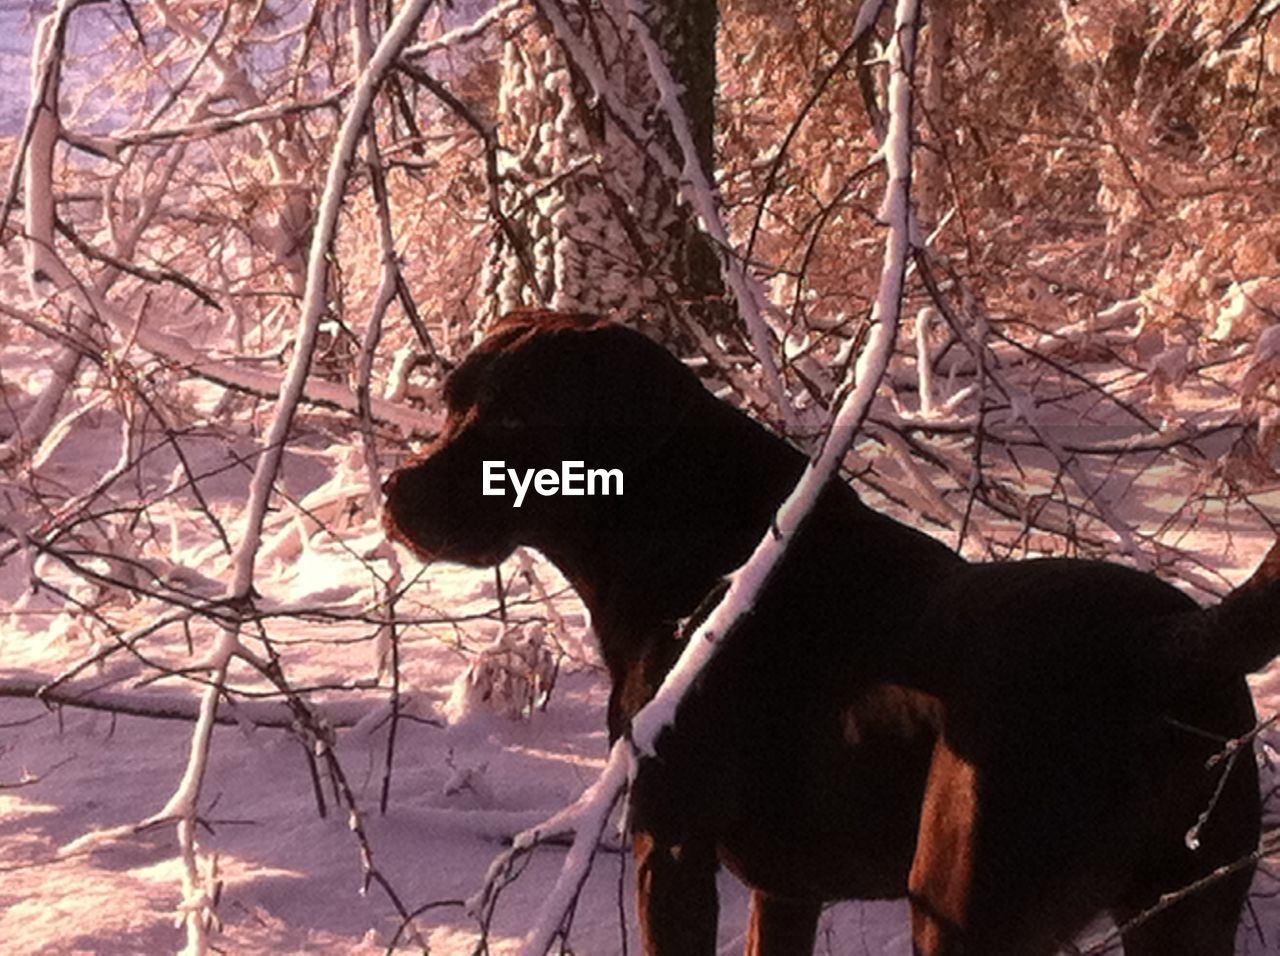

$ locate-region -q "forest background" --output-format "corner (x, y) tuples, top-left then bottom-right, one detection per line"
(2, 0), (1280, 952)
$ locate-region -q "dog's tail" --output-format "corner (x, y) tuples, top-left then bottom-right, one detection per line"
(1164, 538), (1280, 681)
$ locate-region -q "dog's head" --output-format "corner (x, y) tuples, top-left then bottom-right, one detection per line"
(383, 311), (704, 567)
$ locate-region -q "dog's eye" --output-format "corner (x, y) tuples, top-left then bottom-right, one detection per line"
(498, 413), (524, 431)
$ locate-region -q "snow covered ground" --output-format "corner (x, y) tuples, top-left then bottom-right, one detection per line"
(0, 466), (914, 953)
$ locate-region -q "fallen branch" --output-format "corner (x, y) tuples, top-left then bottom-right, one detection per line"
(0, 674), (370, 729)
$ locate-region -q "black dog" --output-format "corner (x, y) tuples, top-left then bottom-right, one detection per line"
(384, 311), (1274, 954)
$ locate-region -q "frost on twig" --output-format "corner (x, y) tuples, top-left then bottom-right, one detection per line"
(915, 252), (1158, 568)
(445, 622), (559, 724)
(471, 1), (925, 949)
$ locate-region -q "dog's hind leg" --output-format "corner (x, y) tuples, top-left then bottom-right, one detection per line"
(745, 892), (820, 956)
(634, 830), (719, 954)
(908, 743), (1063, 956)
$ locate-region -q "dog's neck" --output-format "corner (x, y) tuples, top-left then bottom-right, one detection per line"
(530, 396), (808, 675)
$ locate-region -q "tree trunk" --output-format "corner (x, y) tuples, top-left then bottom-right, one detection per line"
(484, 0), (726, 340)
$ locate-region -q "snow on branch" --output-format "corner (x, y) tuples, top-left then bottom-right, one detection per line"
(0, 0), (82, 245)
(469, 743), (630, 949)
(8, 288), (433, 438)
(401, 0), (526, 60)
(230, 0), (433, 598)
(915, 252), (1157, 567)
(619, 0), (796, 429)
(0, 1), (95, 467)
(101, 89), (350, 149)
(480, 1), (925, 950)
(631, 0), (920, 757)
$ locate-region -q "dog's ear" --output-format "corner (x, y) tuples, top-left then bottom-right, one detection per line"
(472, 320), (708, 470)
(573, 325), (707, 469)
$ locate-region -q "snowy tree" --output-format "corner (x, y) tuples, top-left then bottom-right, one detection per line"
(478, 0), (727, 338)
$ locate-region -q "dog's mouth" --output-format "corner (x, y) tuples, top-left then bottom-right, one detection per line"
(381, 508), (439, 563)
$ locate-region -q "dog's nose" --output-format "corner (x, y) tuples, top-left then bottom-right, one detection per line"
(381, 471), (400, 497)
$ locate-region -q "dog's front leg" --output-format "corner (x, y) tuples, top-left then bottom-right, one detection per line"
(633, 829), (719, 954)
(746, 891), (820, 956)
